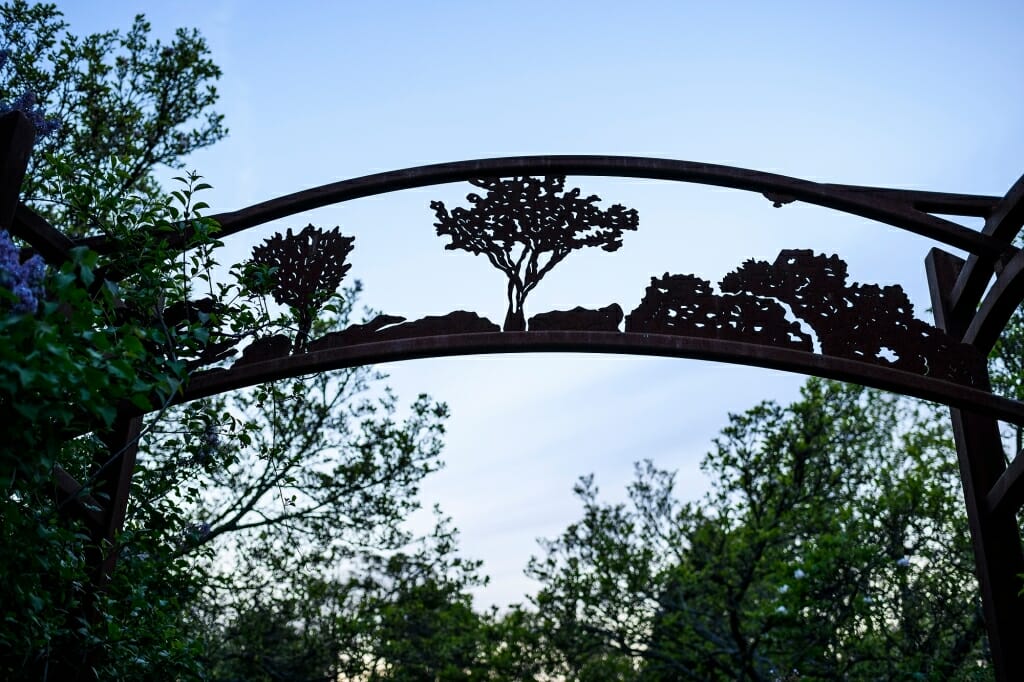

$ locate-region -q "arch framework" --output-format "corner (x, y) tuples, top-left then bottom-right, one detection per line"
(5, 110), (1024, 679)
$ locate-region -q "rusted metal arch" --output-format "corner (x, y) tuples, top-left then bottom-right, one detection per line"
(925, 249), (1024, 682)
(6, 105), (1024, 681)
(936, 182), (1024, 523)
(0, 110), (34, 232)
(183, 331), (1024, 425)
(73, 155), (1006, 258)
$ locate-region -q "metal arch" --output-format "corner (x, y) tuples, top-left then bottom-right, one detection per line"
(938, 180), (1024, 520)
(0, 112), (35, 231)
(962, 242), (1024, 519)
(180, 331), (1024, 425)
(75, 155), (1006, 257)
(6, 110), (1024, 681)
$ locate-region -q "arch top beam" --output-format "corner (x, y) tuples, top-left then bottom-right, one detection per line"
(76, 155), (1006, 258)
(208, 156), (1003, 256)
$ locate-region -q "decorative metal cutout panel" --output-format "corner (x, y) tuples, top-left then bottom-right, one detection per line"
(213, 176), (983, 391)
(627, 250), (982, 383)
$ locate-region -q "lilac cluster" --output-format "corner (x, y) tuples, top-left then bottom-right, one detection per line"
(0, 229), (45, 314)
(0, 49), (61, 139)
(0, 90), (60, 139)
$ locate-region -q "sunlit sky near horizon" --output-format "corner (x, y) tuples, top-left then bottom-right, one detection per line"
(57, 0), (1024, 607)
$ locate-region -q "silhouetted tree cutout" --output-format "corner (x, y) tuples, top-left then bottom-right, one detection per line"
(627, 249), (982, 383)
(250, 224), (355, 352)
(431, 176), (639, 331)
(308, 311), (500, 352)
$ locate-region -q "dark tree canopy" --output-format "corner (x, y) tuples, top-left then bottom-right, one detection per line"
(431, 175), (639, 330)
(526, 381), (988, 681)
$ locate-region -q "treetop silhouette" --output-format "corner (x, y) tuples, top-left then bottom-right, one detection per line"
(431, 176), (639, 330)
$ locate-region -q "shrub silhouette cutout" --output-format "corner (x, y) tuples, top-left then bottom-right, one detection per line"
(250, 224), (355, 352)
(626, 274), (811, 349)
(627, 249), (982, 383)
(431, 176), (639, 331)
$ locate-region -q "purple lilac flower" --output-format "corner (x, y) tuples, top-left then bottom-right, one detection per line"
(0, 85), (61, 139)
(0, 229), (45, 314)
(7, 92), (61, 138)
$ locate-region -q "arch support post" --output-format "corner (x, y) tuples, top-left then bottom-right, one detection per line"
(927, 248), (1024, 681)
(92, 414), (143, 582)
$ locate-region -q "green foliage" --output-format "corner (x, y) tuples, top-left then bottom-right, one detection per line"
(199, 518), (489, 681)
(0, 0), (225, 230)
(0, 168), (228, 678)
(0, 5), (468, 679)
(1, 162), (454, 678)
(525, 380), (988, 681)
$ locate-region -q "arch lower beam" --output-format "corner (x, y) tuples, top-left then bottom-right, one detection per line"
(179, 331), (1024, 424)
(81, 156), (1005, 258)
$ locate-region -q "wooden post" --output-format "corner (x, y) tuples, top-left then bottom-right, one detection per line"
(0, 110), (34, 231)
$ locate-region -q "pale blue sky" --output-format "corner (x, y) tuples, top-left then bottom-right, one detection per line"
(56, 0), (1024, 606)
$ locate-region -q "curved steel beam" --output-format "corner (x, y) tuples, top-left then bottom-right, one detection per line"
(965, 245), (1024, 514)
(180, 331), (1024, 424)
(81, 156), (1005, 257)
(826, 184), (997, 217)
(950, 174), (1024, 328)
(965, 248), (1024, 353)
(988, 451), (1024, 516)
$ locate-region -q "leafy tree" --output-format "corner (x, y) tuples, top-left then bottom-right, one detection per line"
(525, 380), (988, 681)
(201, 592), (346, 682)
(337, 521), (492, 680)
(199, 517), (494, 681)
(0, 0), (225, 229)
(431, 176), (639, 331)
(1, 160), (453, 680)
(0, 160), (224, 677)
(0, 6), (466, 680)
